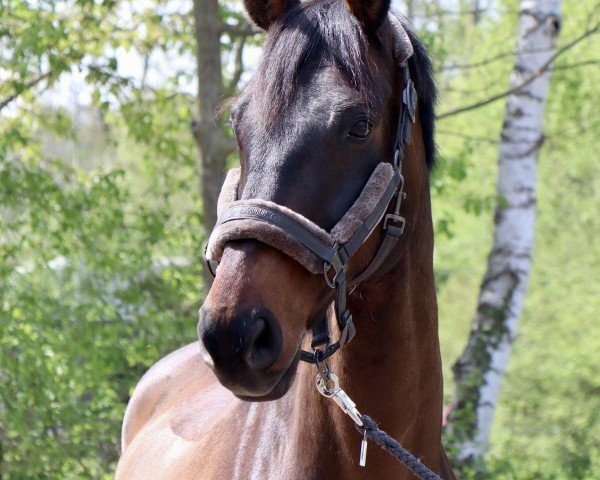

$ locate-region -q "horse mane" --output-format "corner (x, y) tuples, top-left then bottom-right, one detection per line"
(247, 0), (437, 170)
(402, 19), (437, 170)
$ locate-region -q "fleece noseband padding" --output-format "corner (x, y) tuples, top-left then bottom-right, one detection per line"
(206, 163), (396, 274)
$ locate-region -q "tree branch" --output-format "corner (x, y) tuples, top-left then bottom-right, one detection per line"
(440, 45), (557, 71)
(437, 129), (499, 144)
(552, 58), (600, 71)
(225, 35), (248, 96)
(0, 71), (52, 112)
(220, 20), (261, 37)
(437, 23), (600, 120)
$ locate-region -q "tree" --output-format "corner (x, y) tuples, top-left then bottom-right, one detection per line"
(446, 0), (563, 471)
(191, 0), (229, 265)
(191, 0), (259, 291)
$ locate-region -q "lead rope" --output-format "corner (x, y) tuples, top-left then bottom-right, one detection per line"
(315, 363), (443, 480)
(355, 416), (443, 480)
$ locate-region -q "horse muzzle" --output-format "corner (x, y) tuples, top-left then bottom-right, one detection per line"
(197, 305), (289, 394)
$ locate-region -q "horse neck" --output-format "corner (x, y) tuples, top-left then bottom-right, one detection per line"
(344, 188), (442, 438)
(299, 156), (444, 470)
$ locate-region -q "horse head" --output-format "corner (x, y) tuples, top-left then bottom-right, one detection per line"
(198, 0), (435, 401)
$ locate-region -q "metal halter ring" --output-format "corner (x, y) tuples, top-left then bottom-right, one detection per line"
(323, 262), (336, 288)
(316, 371), (340, 398)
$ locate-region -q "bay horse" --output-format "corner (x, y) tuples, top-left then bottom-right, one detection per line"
(116, 0), (456, 478)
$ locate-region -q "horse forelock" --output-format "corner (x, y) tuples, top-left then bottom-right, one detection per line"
(247, 0), (380, 129)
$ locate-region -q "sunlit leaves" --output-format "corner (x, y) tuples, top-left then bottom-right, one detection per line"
(0, 2), (205, 478)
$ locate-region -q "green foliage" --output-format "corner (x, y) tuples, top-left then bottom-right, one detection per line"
(0, 2), (207, 477)
(0, 99), (203, 478)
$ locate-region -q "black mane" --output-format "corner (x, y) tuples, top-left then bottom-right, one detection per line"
(402, 19), (437, 170)
(248, 0), (437, 170)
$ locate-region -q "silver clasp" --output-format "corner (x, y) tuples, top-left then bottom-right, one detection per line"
(316, 372), (364, 427)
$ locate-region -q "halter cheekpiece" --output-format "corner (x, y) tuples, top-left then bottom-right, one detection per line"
(206, 55), (417, 366)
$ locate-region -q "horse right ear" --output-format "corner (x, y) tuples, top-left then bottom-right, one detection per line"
(243, 0), (300, 30)
(344, 0), (391, 34)
(388, 13), (414, 67)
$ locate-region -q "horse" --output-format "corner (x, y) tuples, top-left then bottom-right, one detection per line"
(116, 1), (456, 478)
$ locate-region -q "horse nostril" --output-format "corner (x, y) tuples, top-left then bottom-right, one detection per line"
(243, 316), (282, 372)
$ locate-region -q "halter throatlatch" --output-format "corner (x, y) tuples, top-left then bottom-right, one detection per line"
(205, 60), (417, 364)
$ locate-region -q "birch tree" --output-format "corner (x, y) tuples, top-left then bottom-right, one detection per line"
(447, 0), (563, 469)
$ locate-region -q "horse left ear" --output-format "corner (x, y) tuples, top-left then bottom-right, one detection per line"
(243, 0), (300, 30)
(344, 0), (391, 34)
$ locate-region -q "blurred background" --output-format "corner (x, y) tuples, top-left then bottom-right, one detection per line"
(0, 0), (598, 478)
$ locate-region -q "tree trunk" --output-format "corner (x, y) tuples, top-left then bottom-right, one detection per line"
(472, 0), (482, 25)
(447, 0), (562, 469)
(192, 0), (235, 292)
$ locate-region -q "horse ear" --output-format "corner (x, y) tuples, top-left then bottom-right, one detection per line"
(344, 0), (391, 34)
(388, 12), (414, 66)
(243, 0), (300, 30)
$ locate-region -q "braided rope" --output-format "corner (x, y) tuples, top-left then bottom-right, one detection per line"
(356, 415), (444, 480)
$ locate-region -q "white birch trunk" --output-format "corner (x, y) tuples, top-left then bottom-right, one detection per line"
(448, 0), (562, 466)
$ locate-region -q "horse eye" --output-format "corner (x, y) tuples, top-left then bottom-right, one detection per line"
(348, 118), (372, 140)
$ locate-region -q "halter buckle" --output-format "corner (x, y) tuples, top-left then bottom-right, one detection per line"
(403, 79), (417, 124)
(383, 214), (406, 236)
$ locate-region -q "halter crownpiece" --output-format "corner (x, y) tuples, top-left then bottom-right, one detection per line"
(205, 13), (417, 364)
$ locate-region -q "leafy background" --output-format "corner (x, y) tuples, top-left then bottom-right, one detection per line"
(1, 0), (598, 478)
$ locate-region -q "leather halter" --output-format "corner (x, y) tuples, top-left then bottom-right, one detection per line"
(206, 62), (417, 364)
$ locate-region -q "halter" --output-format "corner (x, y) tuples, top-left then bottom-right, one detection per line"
(205, 62), (417, 365)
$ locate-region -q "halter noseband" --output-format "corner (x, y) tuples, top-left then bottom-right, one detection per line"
(205, 60), (417, 364)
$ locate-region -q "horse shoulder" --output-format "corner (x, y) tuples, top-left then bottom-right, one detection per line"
(121, 342), (207, 452)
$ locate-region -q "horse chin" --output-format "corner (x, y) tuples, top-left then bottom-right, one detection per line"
(233, 353), (300, 402)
